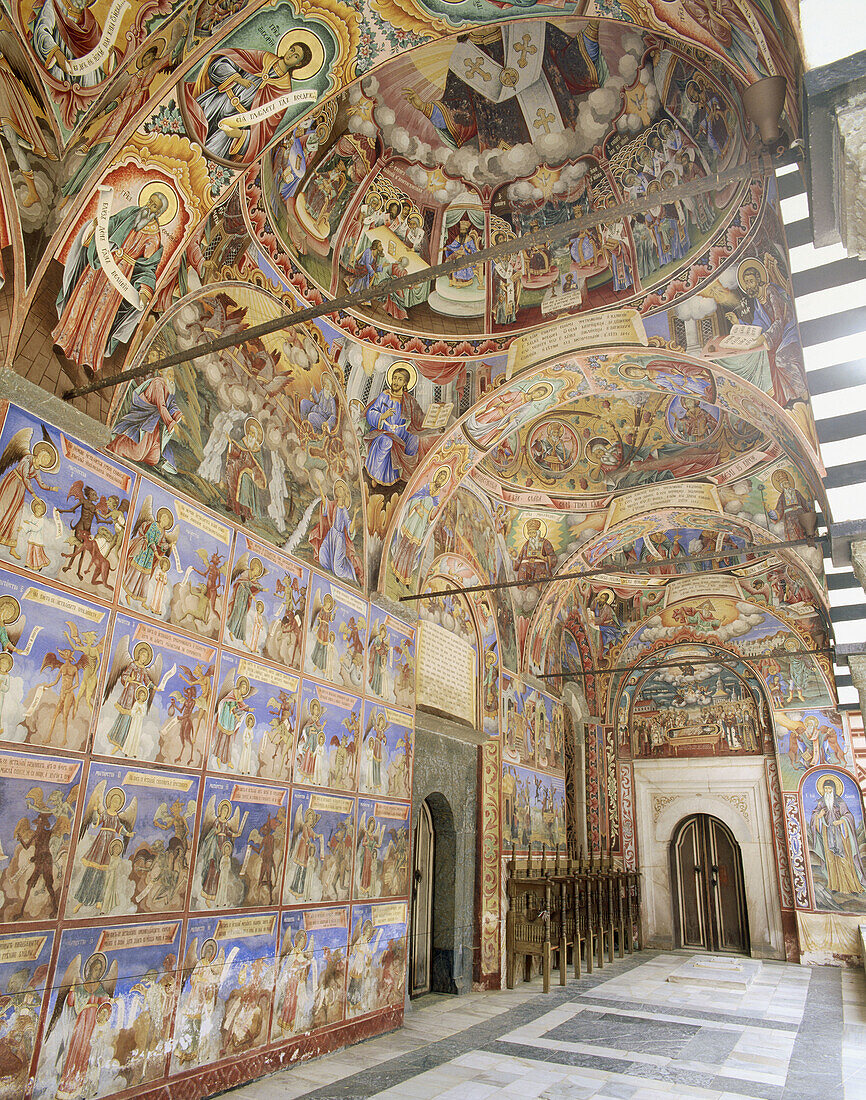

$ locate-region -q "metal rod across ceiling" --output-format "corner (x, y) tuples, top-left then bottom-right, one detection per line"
(538, 647), (835, 679)
(62, 152), (789, 401)
(399, 534), (827, 601)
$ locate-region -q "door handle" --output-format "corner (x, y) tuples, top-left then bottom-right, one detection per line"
(710, 865), (719, 888)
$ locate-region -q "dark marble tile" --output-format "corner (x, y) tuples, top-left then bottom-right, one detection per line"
(677, 1026), (741, 1065)
(547, 1011), (698, 1053)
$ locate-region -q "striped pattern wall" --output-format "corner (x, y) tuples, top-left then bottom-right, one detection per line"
(778, 163), (866, 713)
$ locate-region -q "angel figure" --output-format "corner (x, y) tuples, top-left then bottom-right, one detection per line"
(174, 938), (238, 1068)
(274, 928), (315, 1036)
(196, 797), (248, 908)
(225, 555), (265, 648)
(363, 711), (389, 793)
(355, 813), (385, 899)
(43, 951), (117, 1100)
(0, 595), (23, 658)
(294, 697), (327, 786)
(212, 675), (254, 769)
(71, 783), (137, 913)
(101, 639), (160, 757)
(0, 426), (59, 559)
(286, 806), (324, 901)
(306, 591), (335, 678)
(121, 499), (177, 608)
(347, 919), (382, 1013)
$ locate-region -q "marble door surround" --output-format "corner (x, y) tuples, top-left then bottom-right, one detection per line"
(633, 758), (786, 959)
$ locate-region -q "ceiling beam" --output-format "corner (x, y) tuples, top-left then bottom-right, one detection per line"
(400, 534), (827, 601)
(62, 153), (790, 401)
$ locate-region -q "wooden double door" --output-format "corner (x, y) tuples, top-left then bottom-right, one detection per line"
(671, 814), (749, 954)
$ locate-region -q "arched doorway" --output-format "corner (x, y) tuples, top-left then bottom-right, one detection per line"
(670, 814), (750, 955)
(409, 792), (461, 996)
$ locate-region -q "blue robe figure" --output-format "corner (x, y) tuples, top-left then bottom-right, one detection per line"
(364, 385), (423, 486)
(299, 384), (337, 433)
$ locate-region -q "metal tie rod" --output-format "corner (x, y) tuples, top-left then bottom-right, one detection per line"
(62, 152), (786, 401)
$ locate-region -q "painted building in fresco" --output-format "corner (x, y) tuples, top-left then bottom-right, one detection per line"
(0, 0), (861, 1095)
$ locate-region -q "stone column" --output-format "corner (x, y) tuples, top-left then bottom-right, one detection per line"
(849, 654), (866, 718)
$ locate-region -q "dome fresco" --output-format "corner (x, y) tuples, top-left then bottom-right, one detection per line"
(256, 19), (754, 341)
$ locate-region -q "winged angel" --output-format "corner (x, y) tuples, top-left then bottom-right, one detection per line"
(40, 950), (118, 1099)
(194, 796), (248, 909)
(273, 926), (315, 1036)
(97, 635), (162, 759)
(69, 781), (137, 915)
(173, 937), (239, 1068)
(0, 424), (59, 557)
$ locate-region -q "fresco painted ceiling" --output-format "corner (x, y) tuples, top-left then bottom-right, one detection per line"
(0, 0), (820, 723)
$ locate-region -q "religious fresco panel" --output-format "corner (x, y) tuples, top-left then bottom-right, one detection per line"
(358, 700), (412, 802)
(346, 901), (408, 1020)
(106, 289), (365, 582)
(65, 761), (199, 919)
(0, 568), (110, 754)
(92, 612), (217, 770)
(33, 920), (183, 1100)
(501, 762), (566, 855)
(190, 777), (288, 912)
(366, 611), (415, 709)
(0, 751), (81, 925)
(304, 573), (369, 688)
(119, 476), (231, 639)
(0, 928), (54, 1100)
(272, 906), (349, 1040)
(224, 534), (308, 671)
(172, 912), (278, 1073)
(353, 797), (410, 902)
(284, 788), (356, 906)
(0, 403), (135, 600)
(291, 678), (361, 793)
(773, 709), (853, 793)
(209, 651), (299, 782)
(801, 769), (866, 914)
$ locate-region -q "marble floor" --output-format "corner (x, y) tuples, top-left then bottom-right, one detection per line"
(223, 952), (865, 1100)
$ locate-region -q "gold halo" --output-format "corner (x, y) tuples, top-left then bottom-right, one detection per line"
(737, 257), (767, 290)
(201, 938), (218, 961)
(32, 440), (59, 472)
(156, 507), (174, 530)
(217, 799), (232, 817)
(432, 464), (452, 487)
(771, 469), (793, 491)
(105, 786), (126, 811)
(236, 676), (251, 697)
(250, 558), (264, 579)
(0, 596), (20, 624)
(817, 773), (844, 796)
(244, 416), (263, 439)
(133, 641), (153, 666)
(138, 181), (179, 227)
(276, 29), (326, 81)
(386, 360), (417, 391)
(0, 653), (13, 671)
(524, 518), (546, 539)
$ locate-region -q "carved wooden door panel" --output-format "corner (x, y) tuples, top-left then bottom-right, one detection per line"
(410, 800), (434, 996)
(672, 814), (748, 954)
